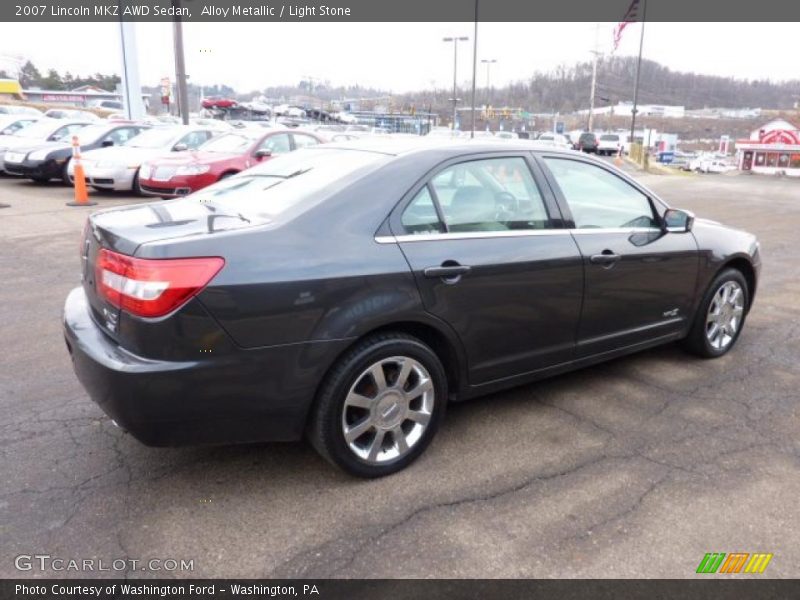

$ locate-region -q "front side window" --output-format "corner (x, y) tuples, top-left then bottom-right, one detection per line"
(52, 123), (88, 141)
(258, 133), (291, 154)
(126, 127), (182, 148)
(421, 157), (549, 233)
(104, 127), (140, 146)
(200, 132), (259, 154)
(544, 158), (658, 229)
(179, 130), (212, 150)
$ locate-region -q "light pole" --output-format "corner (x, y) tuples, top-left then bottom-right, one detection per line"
(481, 59), (497, 91)
(443, 36), (468, 130)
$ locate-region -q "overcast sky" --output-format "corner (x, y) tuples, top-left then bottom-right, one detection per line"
(0, 22), (797, 94)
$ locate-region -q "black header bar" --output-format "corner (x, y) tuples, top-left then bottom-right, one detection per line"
(4, 0), (800, 22)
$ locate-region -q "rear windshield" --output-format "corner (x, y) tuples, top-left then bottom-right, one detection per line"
(600, 134), (620, 141)
(188, 148), (387, 221)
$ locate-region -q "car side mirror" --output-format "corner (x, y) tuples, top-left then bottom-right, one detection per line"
(173, 143), (188, 152)
(663, 208), (695, 233)
(254, 149), (272, 158)
(101, 139), (114, 147)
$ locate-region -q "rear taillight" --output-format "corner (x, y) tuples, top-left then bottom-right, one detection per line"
(95, 249), (224, 318)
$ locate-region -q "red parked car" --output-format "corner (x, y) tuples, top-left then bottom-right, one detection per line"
(138, 128), (324, 198)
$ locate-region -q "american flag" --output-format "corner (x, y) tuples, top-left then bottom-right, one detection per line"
(613, 0), (641, 51)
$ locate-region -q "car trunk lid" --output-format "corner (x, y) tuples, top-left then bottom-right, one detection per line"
(82, 198), (267, 336)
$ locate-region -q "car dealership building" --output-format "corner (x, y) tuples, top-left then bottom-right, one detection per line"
(736, 118), (800, 176)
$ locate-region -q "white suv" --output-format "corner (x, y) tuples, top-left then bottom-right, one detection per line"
(597, 133), (621, 156)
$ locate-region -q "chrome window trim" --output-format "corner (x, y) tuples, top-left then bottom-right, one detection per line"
(374, 227), (663, 244)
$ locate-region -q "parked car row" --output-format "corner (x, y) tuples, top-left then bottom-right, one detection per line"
(0, 115), (333, 197)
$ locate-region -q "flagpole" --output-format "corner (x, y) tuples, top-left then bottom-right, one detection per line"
(629, 0), (647, 148)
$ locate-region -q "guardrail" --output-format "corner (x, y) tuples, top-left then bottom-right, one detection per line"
(629, 143), (650, 170)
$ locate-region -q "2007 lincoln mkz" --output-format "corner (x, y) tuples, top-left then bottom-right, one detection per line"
(64, 139), (761, 477)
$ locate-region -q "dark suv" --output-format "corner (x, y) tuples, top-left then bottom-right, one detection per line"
(578, 132), (598, 153)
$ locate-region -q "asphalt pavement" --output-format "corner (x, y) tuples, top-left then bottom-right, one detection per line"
(1, 166), (798, 578)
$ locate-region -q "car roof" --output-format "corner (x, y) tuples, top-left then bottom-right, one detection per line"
(319, 136), (582, 159)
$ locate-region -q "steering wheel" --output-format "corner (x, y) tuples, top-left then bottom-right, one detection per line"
(494, 191), (519, 221)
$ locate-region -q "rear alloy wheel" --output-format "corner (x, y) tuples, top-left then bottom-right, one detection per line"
(309, 333), (447, 477)
(683, 268), (749, 358)
(342, 356), (434, 464)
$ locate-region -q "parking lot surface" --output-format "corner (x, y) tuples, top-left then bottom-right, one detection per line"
(1, 167), (799, 578)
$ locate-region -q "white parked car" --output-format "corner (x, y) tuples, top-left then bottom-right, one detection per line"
(70, 125), (217, 193)
(0, 114), (41, 137)
(44, 108), (100, 120)
(597, 133), (622, 156)
(0, 104), (43, 116)
(0, 118), (91, 172)
(689, 156), (736, 174)
(427, 127), (462, 138)
(535, 133), (572, 150)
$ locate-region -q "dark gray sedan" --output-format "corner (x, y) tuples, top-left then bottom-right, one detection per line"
(64, 139), (761, 477)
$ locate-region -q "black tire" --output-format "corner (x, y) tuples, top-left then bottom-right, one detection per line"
(31, 175), (49, 184)
(61, 159), (71, 185)
(308, 332), (447, 478)
(682, 268), (750, 358)
(219, 171), (236, 180)
(132, 170), (142, 195)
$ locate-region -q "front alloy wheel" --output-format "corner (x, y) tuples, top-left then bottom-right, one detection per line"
(683, 268), (750, 358)
(705, 281), (745, 351)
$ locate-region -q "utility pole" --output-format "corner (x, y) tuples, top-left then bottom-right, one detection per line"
(172, 0), (190, 124)
(481, 58), (497, 108)
(470, 1), (478, 139)
(587, 23), (600, 131)
(117, 17), (144, 121)
(629, 0), (648, 148)
(443, 36), (468, 130)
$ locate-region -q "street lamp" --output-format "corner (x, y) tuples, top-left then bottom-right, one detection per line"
(443, 36), (468, 130)
(481, 59), (497, 90)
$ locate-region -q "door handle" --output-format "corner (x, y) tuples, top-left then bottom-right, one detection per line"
(590, 250), (622, 266)
(423, 263), (472, 279)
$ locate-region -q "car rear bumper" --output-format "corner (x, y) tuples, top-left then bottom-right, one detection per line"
(63, 287), (348, 446)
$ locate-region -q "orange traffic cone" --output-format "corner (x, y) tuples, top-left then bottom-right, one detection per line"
(66, 135), (97, 207)
(614, 146), (624, 166)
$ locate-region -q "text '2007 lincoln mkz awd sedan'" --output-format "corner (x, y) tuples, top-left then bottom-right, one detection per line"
(64, 139), (761, 477)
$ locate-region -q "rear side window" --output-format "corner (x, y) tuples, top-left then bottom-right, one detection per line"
(292, 134), (319, 149)
(406, 157), (549, 234)
(544, 158), (658, 229)
(401, 187), (444, 234)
